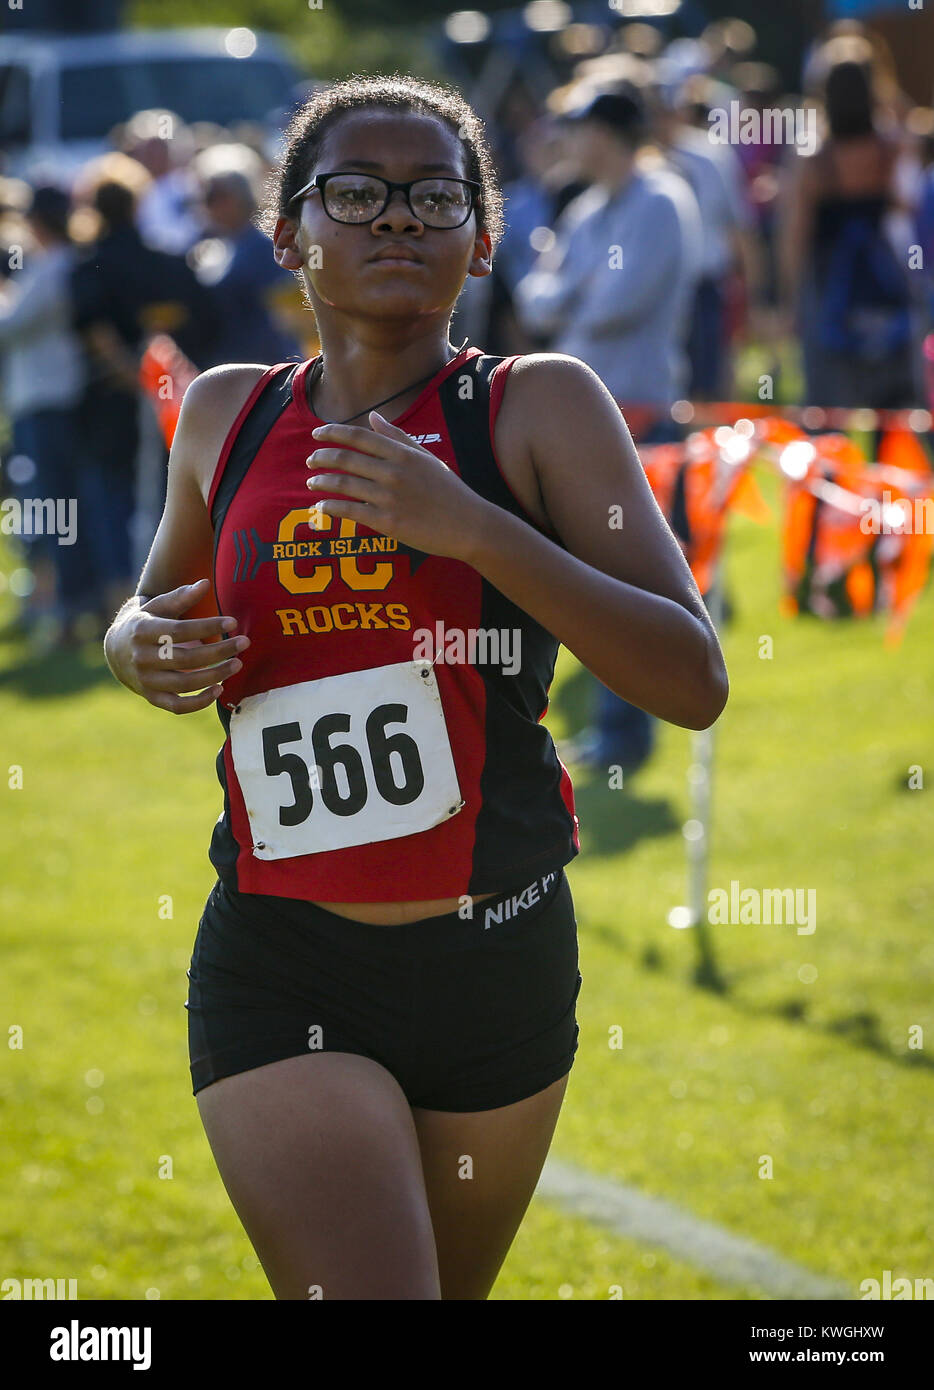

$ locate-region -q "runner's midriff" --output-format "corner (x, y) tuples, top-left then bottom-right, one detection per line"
(312, 890), (501, 925)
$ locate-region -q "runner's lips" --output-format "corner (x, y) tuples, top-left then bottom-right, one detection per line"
(368, 244), (424, 264)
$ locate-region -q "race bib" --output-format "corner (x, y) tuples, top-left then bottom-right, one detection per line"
(229, 659), (464, 859)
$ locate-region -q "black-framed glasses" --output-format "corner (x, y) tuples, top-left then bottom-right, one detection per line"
(288, 172), (481, 229)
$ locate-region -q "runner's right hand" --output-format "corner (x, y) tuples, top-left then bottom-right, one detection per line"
(111, 578), (250, 715)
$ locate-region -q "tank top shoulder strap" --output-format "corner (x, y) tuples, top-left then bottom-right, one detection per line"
(437, 350), (559, 540)
(208, 361), (301, 531)
(489, 353), (523, 424)
(436, 351), (529, 512)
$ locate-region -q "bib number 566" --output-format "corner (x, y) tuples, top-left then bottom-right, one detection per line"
(264, 703), (425, 824)
(229, 660), (463, 859)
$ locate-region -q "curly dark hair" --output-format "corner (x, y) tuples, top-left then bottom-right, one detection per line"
(260, 72), (504, 254)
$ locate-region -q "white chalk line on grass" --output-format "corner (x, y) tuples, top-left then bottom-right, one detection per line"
(536, 1157), (853, 1300)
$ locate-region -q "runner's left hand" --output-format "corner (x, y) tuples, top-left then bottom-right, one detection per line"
(306, 410), (492, 561)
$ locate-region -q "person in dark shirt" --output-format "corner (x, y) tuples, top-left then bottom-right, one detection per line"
(70, 155), (219, 621)
(191, 158), (303, 367)
(71, 168), (219, 372)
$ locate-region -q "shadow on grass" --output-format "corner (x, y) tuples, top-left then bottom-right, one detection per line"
(704, 985), (931, 1072)
(0, 633), (112, 700)
(549, 658), (595, 739)
(572, 775), (679, 857)
(773, 1001), (934, 1072)
(586, 892), (931, 1068)
(634, 927), (730, 994)
(571, 774), (730, 994)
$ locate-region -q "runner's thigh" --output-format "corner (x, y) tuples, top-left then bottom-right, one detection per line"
(196, 1051), (442, 1300)
(412, 1073), (569, 1300)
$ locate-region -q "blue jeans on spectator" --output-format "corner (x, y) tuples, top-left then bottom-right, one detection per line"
(686, 275), (726, 400)
(75, 389), (138, 596)
(594, 680), (657, 772)
(10, 407), (96, 621)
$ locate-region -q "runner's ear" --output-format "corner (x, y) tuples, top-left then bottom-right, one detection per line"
(273, 215), (305, 272)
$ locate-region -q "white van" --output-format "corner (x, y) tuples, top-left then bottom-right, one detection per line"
(0, 27), (305, 182)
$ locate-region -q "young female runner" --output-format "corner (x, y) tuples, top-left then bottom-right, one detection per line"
(104, 75), (728, 1301)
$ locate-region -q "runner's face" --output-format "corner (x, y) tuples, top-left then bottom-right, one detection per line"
(288, 110), (491, 320)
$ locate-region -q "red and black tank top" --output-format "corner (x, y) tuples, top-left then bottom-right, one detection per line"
(207, 344), (580, 901)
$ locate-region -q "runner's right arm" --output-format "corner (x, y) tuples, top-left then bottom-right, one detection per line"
(103, 365), (265, 714)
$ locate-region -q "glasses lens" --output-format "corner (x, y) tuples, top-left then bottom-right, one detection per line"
(323, 175), (387, 223)
(410, 179), (473, 227)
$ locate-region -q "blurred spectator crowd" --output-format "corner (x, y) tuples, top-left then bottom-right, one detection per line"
(0, 109), (309, 648)
(455, 15), (934, 771)
(2, 14), (934, 760)
(463, 18), (934, 422)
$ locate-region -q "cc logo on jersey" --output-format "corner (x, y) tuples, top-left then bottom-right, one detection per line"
(228, 510), (427, 593)
(275, 508), (394, 594)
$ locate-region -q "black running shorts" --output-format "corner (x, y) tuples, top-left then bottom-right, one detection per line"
(185, 867), (581, 1111)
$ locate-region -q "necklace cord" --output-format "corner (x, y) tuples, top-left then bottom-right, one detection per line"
(309, 337), (470, 426)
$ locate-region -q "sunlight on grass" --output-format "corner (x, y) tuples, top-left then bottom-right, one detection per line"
(1, 486), (932, 1297)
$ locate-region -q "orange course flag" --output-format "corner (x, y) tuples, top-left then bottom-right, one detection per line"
(729, 467), (772, 523)
(877, 425), (932, 476)
(138, 334), (200, 449)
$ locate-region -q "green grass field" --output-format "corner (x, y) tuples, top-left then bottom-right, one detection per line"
(1, 463), (932, 1300)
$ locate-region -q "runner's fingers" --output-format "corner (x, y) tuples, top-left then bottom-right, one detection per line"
(139, 614), (240, 645)
(134, 634), (246, 671)
(144, 660), (241, 694)
(306, 472), (387, 507)
(307, 445), (393, 479)
(146, 686), (223, 716)
(161, 637), (247, 671)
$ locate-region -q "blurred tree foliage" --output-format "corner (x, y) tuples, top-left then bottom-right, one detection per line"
(131, 0), (516, 24)
(127, 0), (470, 80)
(130, 0), (822, 96)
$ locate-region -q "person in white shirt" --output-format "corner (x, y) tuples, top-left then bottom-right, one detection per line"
(515, 83), (702, 408)
(121, 109), (205, 256)
(652, 80), (757, 399)
(0, 185), (90, 643)
(515, 82), (703, 774)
